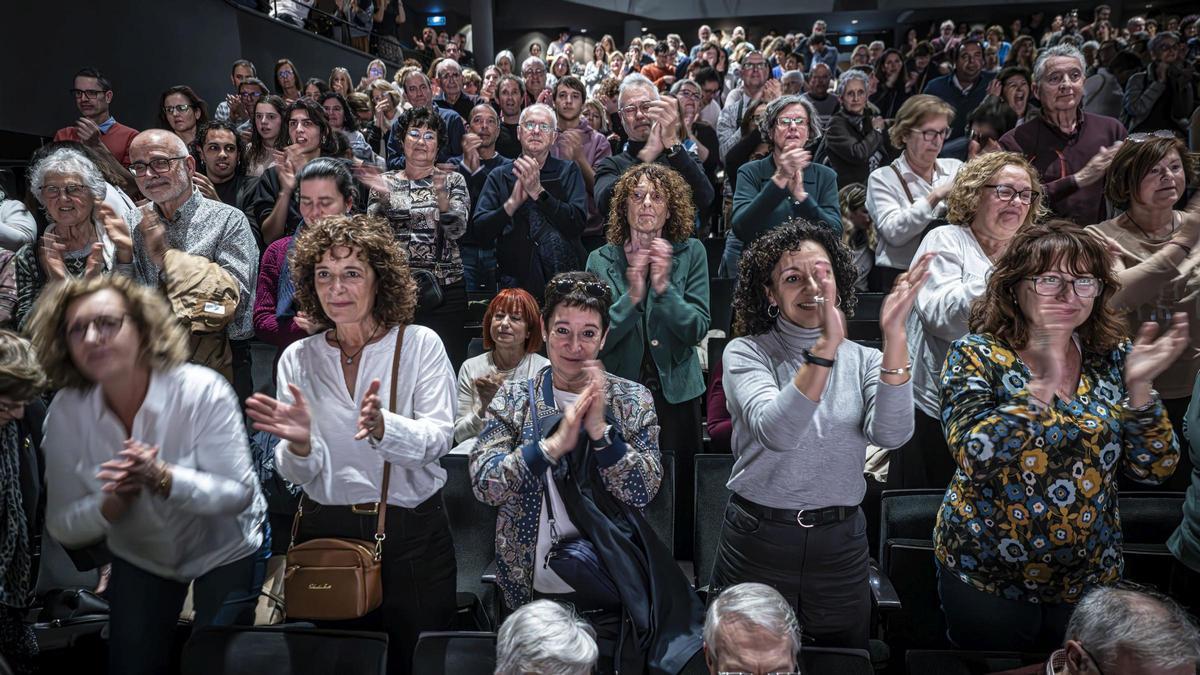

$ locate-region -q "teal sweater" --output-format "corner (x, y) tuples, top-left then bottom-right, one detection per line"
(731, 154), (842, 242)
(1168, 376), (1200, 572)
(586, 239), (710, 405)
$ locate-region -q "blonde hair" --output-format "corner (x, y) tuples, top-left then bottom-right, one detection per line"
(0, 330), (48, 402)
(888, 94), (956, 149)
(27, 275), (190, 390)
(944, 151), (1048, 227)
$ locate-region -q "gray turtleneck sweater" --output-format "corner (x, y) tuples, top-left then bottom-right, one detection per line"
(722, 320), (914, 511)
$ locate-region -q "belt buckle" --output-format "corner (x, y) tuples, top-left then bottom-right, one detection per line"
(351, 502), (380, 516)
(795, 509), (816, 528)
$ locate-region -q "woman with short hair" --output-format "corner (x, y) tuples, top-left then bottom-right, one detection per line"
(246, 214), (458, 675)
(822, 70), (888, 189)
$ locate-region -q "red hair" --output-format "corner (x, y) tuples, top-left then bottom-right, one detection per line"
(481, 288), (544, 353)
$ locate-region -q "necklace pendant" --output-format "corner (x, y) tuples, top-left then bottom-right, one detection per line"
(345, 356), (354, 365)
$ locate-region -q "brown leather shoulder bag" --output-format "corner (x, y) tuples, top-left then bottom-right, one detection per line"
(283, 326), (404, 621)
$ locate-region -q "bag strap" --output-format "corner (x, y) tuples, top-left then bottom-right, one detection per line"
(890, 163), (916, 203)
(529, 377), (561, 551)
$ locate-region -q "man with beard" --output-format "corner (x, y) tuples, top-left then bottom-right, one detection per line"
(922, 39), (996, 142)
(54, 67), (139, 171)
(690, 25), (713, 58)
(126, 129), (258, 401)
(494, 74), (525, 158)
(594, 74), (714, 223)
(452, 104), (510, 291)
(474, 104), (587, 298)
(551, 75), (612, 251)
(195, 121), (252, 215)
(385, 69), (465, 167)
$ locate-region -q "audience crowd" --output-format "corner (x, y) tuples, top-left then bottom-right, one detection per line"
(3, 4), (1200, 674)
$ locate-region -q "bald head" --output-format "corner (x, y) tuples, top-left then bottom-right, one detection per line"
(128, 129), (195, 209)
(131, 128), (189, 156)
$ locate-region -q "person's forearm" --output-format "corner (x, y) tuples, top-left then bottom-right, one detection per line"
(880, 331), (911, 386)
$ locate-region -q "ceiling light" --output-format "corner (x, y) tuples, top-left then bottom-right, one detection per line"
(851, 19), (859, 24)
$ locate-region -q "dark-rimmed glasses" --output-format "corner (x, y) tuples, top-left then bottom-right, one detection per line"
(128, 156), (189, 177)
(66, 314), (127, 344)
(984, 184), (1039, 204)
(1024, 275), (1103, 298)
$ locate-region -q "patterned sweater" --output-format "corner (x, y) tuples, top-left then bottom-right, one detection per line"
(934, 333), (1178, 604)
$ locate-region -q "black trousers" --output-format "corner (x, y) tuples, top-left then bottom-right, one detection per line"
(414, 280), (469, 373)
(886, 407), (956, 491)
(937, 565), (1072, 652)
(651, 389), (702, 559)
(295, 492), (457, 675)
(709, 496), (871, 650)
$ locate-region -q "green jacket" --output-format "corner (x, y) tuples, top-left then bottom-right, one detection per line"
(586, 239), (710, 405)
(730, 154), (842, 243)
(1168, 376), (1200, 572)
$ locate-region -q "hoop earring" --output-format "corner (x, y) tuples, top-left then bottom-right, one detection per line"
(767, 304), (780, 318)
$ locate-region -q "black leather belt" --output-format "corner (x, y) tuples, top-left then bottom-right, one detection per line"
(732, 494), (857, 528)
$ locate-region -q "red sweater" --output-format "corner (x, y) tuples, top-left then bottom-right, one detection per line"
(53, 120), (139, 167)
(253, 236), (308, 349)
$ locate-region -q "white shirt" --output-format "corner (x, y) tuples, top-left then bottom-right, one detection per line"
(698, 99), (721, 129)
(453, 351), (550, 447)
(866, 154), (963, 270)
(275, 324), (456, 507)
(270, 0), (314, 21)
(43, 365), (266, 582)
(532, 388), (583, 593)
(906, 225), (993, 417)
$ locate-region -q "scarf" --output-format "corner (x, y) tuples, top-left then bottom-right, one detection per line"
(0, 421), (32, 609)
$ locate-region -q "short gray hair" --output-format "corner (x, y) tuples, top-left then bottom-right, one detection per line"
(521, 56), (546, 74)
(838, 69), (871, 93)
(30, 147), (107, 206)
(495, 49), (516, 67)
(1066, 587), (1200, 671)
(618, 73), (660, 105)
(1149, 31), (1181, 54)
(759, 94), (823, 145)
(495, 600), (597, 675)
(436, 59), (462, 77)
(1032, 44), (1087, 83)
(781, 70), (805, 86)
(669, 78), (700, 96)
(518, 102), (558, 129)
(704, 583), (801, 665)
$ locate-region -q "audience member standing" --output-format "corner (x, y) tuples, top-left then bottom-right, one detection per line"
(54, 68), (139, 171)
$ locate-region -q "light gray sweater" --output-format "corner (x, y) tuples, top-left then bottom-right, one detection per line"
(722, 319), (914, 511)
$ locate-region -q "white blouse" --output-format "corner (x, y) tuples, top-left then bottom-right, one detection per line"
(274, 324), (457, 508)
(43, 364), (266, 583)
(906, 224), (993, 417)
(866, 154), (962, 270)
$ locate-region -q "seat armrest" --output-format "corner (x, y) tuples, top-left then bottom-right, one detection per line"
(481, 560), (497, 585)
(869, 560), (902, 612)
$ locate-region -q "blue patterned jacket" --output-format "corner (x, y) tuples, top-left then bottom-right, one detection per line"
(469, 366), (662, 610)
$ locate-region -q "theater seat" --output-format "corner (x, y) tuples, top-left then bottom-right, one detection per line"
(181, 625), (388, 675)
(878, 490), (952, 654)
(694, 453), (735, 590)
(905, 649), (1047, 674)
(709, 277), (736, 335)
(412, 631), (496, 674)
(802, 645), (874, 674)
(466, 337), (485, 360)
(645, 453), (676, 557)
(440, 454), (498, 630)
(853, 293), (886, 322)
(1117, 491), (1186, 595)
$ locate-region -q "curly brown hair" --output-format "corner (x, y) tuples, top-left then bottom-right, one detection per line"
(26, 275), (191, 390)
(732, 219), (859, 337)
(0, 330), (48, 402)
(944, 151), (1048, 228)
(289, 214), (418, 328)
(605, 164), (696, 245)
(968, 220), (1126, 353)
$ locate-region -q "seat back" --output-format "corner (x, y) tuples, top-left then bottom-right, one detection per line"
(1117, 492), (1185, 544)
(440, 455), (498, 624)
(709, 277), (736, 335)
(905, 649), (1045, 674)
(853, 293), (886, 322)
(412, 631), (496, 675)
(694, 454), (735, 588)
(801, 646), (874, 674)
(707, 336), (729, 377)
(645, 453), (675, 557)
(181, 625), (389, 675)
(879, 489), (952, 652)
(466, 337), (485, 360)
(878, 489), (945, 564)
(703, 237), (725, 278)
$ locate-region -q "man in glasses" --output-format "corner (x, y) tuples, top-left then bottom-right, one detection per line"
(125, 129), (258, 400)
(521, 56), (552, 107)
(53, 67), (139, 168)
(594, 74), (714, 225)
(434, 58), (479, 121)
(702, 583), (802, 675)
(214, 59), (258, 126)
(385, 69), (465, 168)
(551, 75), (612, 251)
(475, 104), (588, 299)
(693, 67), (723, 128)
(717, 50), (781, 159)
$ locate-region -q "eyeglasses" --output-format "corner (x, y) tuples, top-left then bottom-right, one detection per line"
(163, 104), (195, 115)
(522, 68), (546, 76)
(984, 184), (1039, 204)
(776, 116), (807, 128)
(676, 89), (701, 100)
(742, 61), (769, 70)
(40, 183), (88, 199)
(619, 101), (655, 117)
(1024, 275), (1103, 298)
(1042, 69), (1084, 85)
(128, 156), (189, 177)
(406, 129), (438, 142)
(66, 314), (127, 344)
(550, 279), (611, 301)
(70, 88), (107, 99)
(278, 69), (295, 79)
(717, 671), (800, 675)
(913, 127), (952, 142)
(1128, 130), (1176, 142)
(521, 121), (554, 133)
(240, 90), (264, 100)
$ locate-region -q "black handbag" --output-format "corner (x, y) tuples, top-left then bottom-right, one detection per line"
(527, 379), (621, 611)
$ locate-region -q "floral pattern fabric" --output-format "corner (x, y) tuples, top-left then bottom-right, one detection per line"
(469, 367), (662, 610)
(934, 333), (1178, 604)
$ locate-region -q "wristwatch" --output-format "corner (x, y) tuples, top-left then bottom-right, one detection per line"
(801, 348), (836, 368)
(591, 424), (614, 449)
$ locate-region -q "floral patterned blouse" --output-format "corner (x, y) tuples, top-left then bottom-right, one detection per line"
(934, 333), (1179, 604)
(367, 171), (469, 286)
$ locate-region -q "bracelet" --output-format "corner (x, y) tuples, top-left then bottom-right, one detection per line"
(538, 440), (559, 466)
(154, 463), (172, 498)
(880, 363), (913, 375)
(801, 348), (835, 368)
(1167, 240), (1193, 256)
(1122, 388), (1161, 414)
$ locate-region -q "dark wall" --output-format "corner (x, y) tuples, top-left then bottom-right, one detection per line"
(0, 0), (391, 149)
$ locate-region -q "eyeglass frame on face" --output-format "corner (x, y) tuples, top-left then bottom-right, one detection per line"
(163, 104), (195, 116)
(70, 88), (108, 100)
(522, 67), (546, 77)
(1128, 129), (1176, 142)
(619, 100), (655, 117)
(128, 156), (189, 177)
(65, 313), (128, 345)
(240, 90), (264, 100)
(984, 183), (1039, 204)
(716, 671), (800, 675)
(775, 115), (808, 129)
(405, 128), (438, 142)
(40, 183), (89, 199)
(742, 60), (769, 71)
(675, 88), (701, 101)
(520, 120), (554, 133)
(912, 127), (952, 142)
(1023, 274), (1104, 298)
